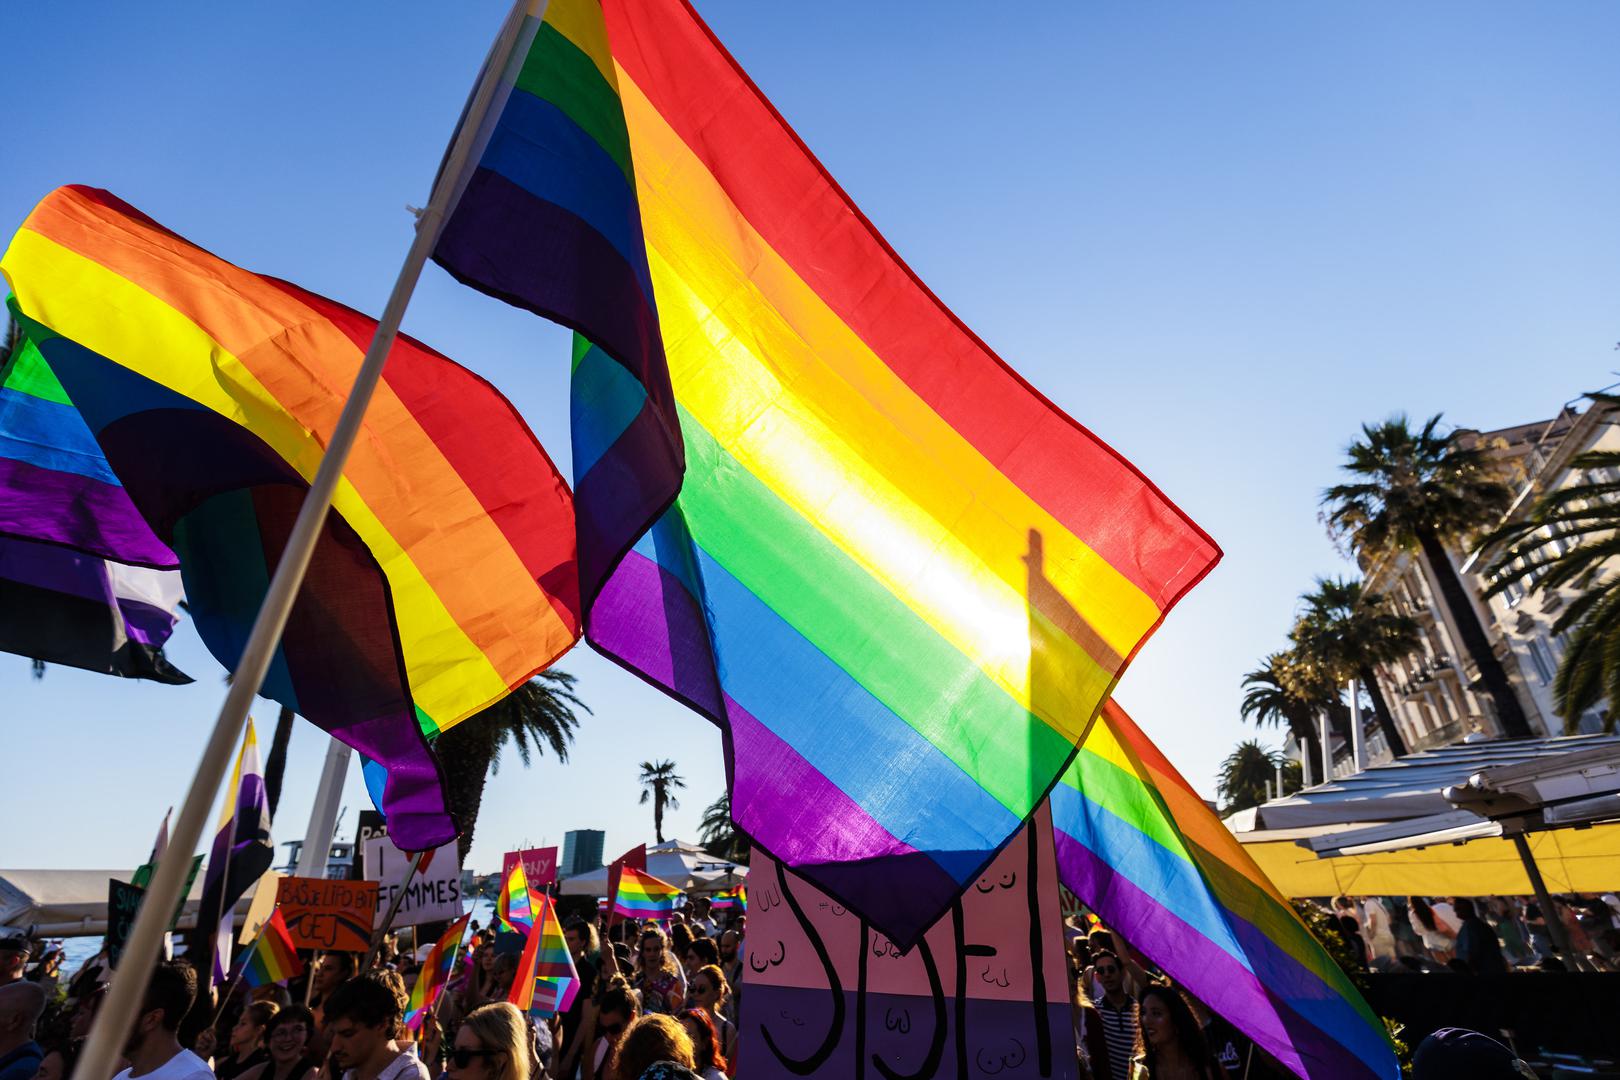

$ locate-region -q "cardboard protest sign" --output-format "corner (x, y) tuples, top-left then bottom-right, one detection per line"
(106, 879), (144, 968)
(354, 811), (389, 879)
(501, 846), (558, 890)
(739, 805), (1075, 1080)
(364, 837), (462, 928)
(275, 876), (377, 952)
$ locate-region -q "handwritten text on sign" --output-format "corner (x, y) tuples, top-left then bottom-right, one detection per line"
(364, 838), (462, 928)
(501, 847), (558, 890)
(275, 877), (377, 952)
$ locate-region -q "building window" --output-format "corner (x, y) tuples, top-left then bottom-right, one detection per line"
(1526, 638), (1556, 686)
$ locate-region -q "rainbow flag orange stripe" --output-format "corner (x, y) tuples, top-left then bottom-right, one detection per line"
(433, 0), (1217, 944)
(612, 866), (681, 919)
(497, 858), (534, 934)
(406, 912), (471, 1030)
(240, 909), (303, 989)
(509, 895), (579, 1018)
(1053, 701), (1397, 1079)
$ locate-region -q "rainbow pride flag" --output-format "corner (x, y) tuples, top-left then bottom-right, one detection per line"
(1, 186), (584, 850)
(1052, 701), (1397, 1080)
(406, 912), (471, 1031)
(508, 895), (578, 1018)
(612, 867), (681, 920)
(496, 858), (534, 934)
(240, 909), (303, 989)
(431, 0), (1218, 945)
(710, 886), (744, 912)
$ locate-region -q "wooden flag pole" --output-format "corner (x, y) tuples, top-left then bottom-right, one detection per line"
(66, 6), (533, 1080)
(366, 849), (429, 970)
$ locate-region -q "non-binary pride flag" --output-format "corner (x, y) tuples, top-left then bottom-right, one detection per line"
(1, 186), (583, 850)
(406, 912), (472, 1031)
(434, 0), (1219, 944)
(508, 894), (579, 1018)
(198, 718), (275, 988)
(240, 909), (304, 989)
(612, 867), (681, 920)
(496, 858), (534, 935)
(1052, 701), (1398, 1080)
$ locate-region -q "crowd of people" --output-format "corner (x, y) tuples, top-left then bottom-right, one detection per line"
(1, 886), (1606, 1080)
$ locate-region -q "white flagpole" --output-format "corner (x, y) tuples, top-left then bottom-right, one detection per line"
(70, 5), (531, 1079)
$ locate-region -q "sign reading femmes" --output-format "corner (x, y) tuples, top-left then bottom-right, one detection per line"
(364, 836), (462, 928)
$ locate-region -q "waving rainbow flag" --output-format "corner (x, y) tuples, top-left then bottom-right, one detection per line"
(710, 886), (744, 912)
(240, 909), (303, 989)
(1052, 701), (1397, 1080)
(612, 867), (681, 920)
(432, 0), (1217, 946)
(496, 857), (534, 934)
(1, 186), (583, 850)
(508, 895), (579, 1018)
(406, 912), (471, 1031)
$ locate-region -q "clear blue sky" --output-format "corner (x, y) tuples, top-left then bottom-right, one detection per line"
(4, 1), (1618, 875)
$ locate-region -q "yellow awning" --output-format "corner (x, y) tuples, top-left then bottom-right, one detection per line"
(1243, 823), (1620, 897)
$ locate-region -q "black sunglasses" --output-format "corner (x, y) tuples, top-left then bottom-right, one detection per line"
(448, 1049), (499, 1068)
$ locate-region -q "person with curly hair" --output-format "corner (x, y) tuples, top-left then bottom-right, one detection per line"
(1132, 985), (1225, 1080)
(610, 1015), (696, 1080)
(676, 1011), (726, 1080)
(631, 931), (684, 1017)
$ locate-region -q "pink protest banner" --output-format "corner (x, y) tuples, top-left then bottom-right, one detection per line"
(739, 804), (1074, 1079)
(501, 847), (558, 890)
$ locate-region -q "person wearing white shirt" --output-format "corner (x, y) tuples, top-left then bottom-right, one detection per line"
(111, 965), (215, 1080)
(1361, 897), (1397, 963)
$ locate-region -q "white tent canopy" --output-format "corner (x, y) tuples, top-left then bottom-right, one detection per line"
(558, 840), (746, 897)
(0, 869), (258, 938)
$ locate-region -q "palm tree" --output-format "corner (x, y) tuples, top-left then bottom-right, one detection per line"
(1323, 415), (1530, 737)
(638, 759), (685, 843)
(697, 791), (748, 862)
(1241, 650), (1339, 786)
(1218, 740), (1286, 814)
(434, 670), (588, 861)
(1293, 577), (1422, 757)
(1484, 432), (1620, 730)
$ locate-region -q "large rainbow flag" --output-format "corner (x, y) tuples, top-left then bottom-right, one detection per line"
(432, 0), (1218, 945)
(508, 895), (579, 1018)
(612, 866), (681, 921)
(1052, 701), (1397, 1080)
(1, 186), (583, 850)
(406, 912), (472, 1031)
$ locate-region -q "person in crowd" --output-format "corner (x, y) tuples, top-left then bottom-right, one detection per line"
(0, 983), (46, 1080)
(632, 930), (684, 1016)
(676, 1011), (726, 1080)
(610, 1015), (697, 1080)
(1360, 896), (1397, 966)
(444, 1003), (531, 1080)
(680, 941), (718, 985)
(557, 918), (603, 1080)
(1483, 898), (1531, 966)
(33, 1042), (76, 1080)
(111, 963), (214, 1080)
(0, 941), (29, 991)
(323, 974), (429, 1080)
(665, 928), (692, 992)
(686, 900), (717, 939)
(715, 933), (742, 1024)
(235, 1007), (318, 1080)
(1407, 897), (1456, 963)
(1132, 985), (1225, 1080)
(213, 1002), (277, 1080)
(1331, 897), (1367, 969)
(1411, 1027), (1538, 1079)
(1523, 901), (1557, 959)
(1088, 951), (1137, 1080)
(683, 967), (735, 1069)
(1451, 898), (1507, 975)
(307, 953), (356, 1031)
(591, 976), (640, 1080)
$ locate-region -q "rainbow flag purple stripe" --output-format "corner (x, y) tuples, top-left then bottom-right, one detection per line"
(1053, 702), (1397, 1080)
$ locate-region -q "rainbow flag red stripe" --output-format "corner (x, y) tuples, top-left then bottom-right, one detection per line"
(497, 858), (534, 935)
(406, 912), (472, 1030)
(1052, 701), (1397, 1080)
(509, 894), (579, 1017)
(240, 909), (303, 989)
(432, 0), (1217, 944)
(612, 866), (681, 919)
(710, 886), (744, 911)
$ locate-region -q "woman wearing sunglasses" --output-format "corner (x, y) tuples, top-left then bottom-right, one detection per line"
(682, 968), (735, 1072)
(445, 1004), (531, 1080)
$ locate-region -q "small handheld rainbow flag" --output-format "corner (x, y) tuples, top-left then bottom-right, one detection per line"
(508, 895), (579, 1018)
(711, 886), (745, 911)
(612, 867), (682, 920)
(239, 909), (303, 989)
(497, 859), (533, 934)
(406, 912), (471, 1031)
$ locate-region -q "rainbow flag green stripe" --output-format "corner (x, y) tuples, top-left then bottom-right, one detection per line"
(1052, 702), (1397, 1080)
(241, 909), (303, 989)
(612, 866), (681, 919)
